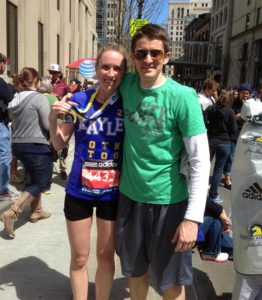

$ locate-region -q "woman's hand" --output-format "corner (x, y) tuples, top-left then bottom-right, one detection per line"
(219, 209), (231, 231)
(49, 94), (76, 122)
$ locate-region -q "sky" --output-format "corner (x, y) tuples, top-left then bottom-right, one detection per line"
(154, 0), (169, 25)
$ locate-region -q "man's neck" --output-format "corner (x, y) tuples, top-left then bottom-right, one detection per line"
(140, 73), (167, 89)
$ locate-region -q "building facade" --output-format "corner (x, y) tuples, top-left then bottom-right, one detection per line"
(0, 0), (97, 79)
(227, 0), (262, 88)
(167, 0), (212, 76)
(209, 0), (234, 86)
(96, 0), (126, 47)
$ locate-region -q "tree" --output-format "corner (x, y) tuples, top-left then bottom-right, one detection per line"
(98, 0), (166, 49)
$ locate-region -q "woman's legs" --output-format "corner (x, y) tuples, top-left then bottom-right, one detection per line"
(66, 218), (92, 300)
(95, 218), (116, 300)
(223, 142), (236, 186)
(209, 144), (231, 198)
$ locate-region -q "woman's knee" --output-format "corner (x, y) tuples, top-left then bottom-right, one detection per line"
(71, 253), (89, 270)
(97, 248), (115, 268)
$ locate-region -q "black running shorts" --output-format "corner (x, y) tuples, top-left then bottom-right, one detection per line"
(64, 193), (118, 221)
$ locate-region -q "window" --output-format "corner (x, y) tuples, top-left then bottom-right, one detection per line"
(257, 7), (261, 25)
(6, 1), (18, 76)
(57, 0), (60, 10)
(69, 0), (72, 22)
(38, 22), (44, 76)
(177, 8), (180, 19)
(69, 42), (71, 63)
(220, 12), (223, 25)
(241, 42), (248, 60)
(57, 34), (60, 64)
(246, 13), (250, 30)
(247, 0), (251, 5)
(224, 8), (228, 24)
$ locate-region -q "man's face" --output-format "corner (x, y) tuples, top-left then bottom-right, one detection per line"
(239, 90), (251, 101)
(48, 70), (61, 84)
(131, 37), (170, 86)
(204, 86), (217, 98)
(0, 61), (6, 75)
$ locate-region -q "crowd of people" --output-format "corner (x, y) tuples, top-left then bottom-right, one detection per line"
(0, 23), (261, 300)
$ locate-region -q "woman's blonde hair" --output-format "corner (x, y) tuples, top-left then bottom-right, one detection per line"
(96, 43), (127, 73)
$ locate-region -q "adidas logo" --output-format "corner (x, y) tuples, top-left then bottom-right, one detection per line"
(242, 182), (262, 201)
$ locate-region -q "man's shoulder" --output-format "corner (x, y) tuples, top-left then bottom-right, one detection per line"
(0, 77), (8, 87)
(165, 80), (197, 101)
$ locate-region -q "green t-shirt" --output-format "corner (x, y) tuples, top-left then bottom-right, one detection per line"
(119, 73), (206, 204)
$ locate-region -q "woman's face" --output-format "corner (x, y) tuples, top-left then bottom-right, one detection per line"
(96, 50), (126, 95)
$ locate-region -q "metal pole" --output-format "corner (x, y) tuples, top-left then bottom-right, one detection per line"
(137, 0), (144, 19)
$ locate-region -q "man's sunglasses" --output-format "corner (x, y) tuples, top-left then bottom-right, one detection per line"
(134, 49), (164, 61)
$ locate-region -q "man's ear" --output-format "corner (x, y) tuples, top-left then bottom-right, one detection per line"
(131, 53), (136, 64)
(163, 51), (171, 65)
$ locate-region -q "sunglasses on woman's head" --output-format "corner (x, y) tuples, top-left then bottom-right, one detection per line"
(134, 49), (164, 62)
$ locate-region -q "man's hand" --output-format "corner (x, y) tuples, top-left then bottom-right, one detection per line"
(172, 219), (198, 252)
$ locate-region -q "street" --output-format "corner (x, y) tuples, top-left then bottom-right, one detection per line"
(0, 142), (234, 300)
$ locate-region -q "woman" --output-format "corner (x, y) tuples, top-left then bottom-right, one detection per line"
(206, 90), (238, 202)
(49, 44), (127, 300)
(2, 67), (52, 238)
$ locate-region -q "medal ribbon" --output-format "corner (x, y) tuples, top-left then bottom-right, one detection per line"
(68, 88), (119, 121)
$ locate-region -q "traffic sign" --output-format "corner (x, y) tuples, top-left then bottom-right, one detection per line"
(130, 18), (148, 37)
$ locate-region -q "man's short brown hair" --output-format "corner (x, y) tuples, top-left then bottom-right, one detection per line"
(131, 24), (170, 54)
(202, 79), (217, 91)
(0, 53), (7, 64)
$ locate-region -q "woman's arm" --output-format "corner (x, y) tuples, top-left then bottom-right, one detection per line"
(49, 98), (75, 150)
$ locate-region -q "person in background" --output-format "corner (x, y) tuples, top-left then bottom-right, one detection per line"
(198, 197), (233, 263)
(49, 44), (127, 300)
(115, 24), (210, 300)
(48, 64), (70, 99)
(198, 78), (218, 114)
(48, 64), (70, 180)
(7, 74), (25, 185)
(37, 77), (59, 194)
(205, 90), (238, 203)
(1, 67), (52, 238)
(223, 83), (252, 189)
(0, 53), (20, 201)
(70, 78), (82, 94)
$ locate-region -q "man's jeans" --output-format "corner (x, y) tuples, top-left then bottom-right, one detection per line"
(0, 124), (11, 194)
(209, 143), (231, 198)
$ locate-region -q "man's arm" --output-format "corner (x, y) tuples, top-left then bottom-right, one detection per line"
(172, 133), (210, 252)
(0, 78), (13, 104)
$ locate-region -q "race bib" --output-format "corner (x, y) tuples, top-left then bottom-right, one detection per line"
(80, 160), (120, 196)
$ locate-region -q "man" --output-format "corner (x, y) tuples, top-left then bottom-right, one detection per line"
(0, 53), (19, 201)
(48, 63), (70, 179)
(116, 24), (210, 299)
(198, 78), (218, 112)
(48, 63), (70, 99)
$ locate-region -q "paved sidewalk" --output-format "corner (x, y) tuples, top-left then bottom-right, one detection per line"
(0, 143), (234, 299)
